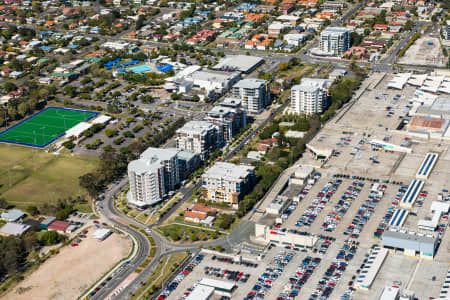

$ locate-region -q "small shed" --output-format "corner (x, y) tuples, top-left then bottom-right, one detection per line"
(41, 216), (56, 229)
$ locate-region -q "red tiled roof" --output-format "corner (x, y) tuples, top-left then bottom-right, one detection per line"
(191, 203), (216, 214)
(48, 220), (70, 231)
(184, 211), (207, 220)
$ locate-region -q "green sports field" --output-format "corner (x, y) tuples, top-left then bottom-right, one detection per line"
(0, 107), (97, 147)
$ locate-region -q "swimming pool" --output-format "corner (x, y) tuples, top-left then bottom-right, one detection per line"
(128, 65), (153, 73)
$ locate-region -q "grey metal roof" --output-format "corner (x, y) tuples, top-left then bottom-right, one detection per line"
(1, 209), (25, 221)
(41, 216), (56, 226)
(233, 78), (268, 89)
(213, 55), (264, 72)
(0, 222), (30, 235)
(431, 97), (450, 112)
(381, 230), (437, 254)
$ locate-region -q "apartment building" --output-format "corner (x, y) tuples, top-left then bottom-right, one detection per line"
(201, 162), (255, 208)
(320, 27), (350, 56)
(444, 20), (450, 40)
(176, 121), (222, 159)
(291, 78), (333, 114)
(205, 100), (247, 142)
(127, 148), (180, 207)
(232, 78), (271, 114)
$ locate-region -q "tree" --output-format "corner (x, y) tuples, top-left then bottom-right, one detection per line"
(4, 82), (17, 92)
(215, 213), (234, 229)
(189, 233), (198, 241)
(62, 140), (75, 149)
(0, 197), (8, 209)
(350, 32), (362, 47)
(136, 15), (145, 30)
(17, 102), (28, 117)
(278, 62), (289, 71)
(22, 232), (39, 252)
(26, 205), (39, 216)
(79, 173), (102, 197)
(404, 20), (413, 31)
(38, 230), (64, 246)
(105, 129), (118, 137)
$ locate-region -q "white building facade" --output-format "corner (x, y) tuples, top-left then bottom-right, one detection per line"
(127, 148), (180, 207)
(201, 162), (255, 207)
(320, 27), (350, 56)
(291, 78), (333, 114)
(176, 121), (222, 159)
(232, 78), (271, 114)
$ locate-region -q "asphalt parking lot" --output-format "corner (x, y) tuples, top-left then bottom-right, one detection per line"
(251, 72), (450, 299)
(169, 252), (264, 300)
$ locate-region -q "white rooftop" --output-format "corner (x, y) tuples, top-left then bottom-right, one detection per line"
(188, 70), (240, 84)
(0, 222), (30, 236)
(129, 147), (179, 174)
(387, 73), (411, 90)
(203, 162), (254, 182)
(199, 277), (236, 291)
(65, 122), (92, 137)
(213, 55), (264, 73)
(92, 115), (112, 124)
(321, 26), (350, 34)
(233, 78), (268, 89)
(292, 78), (333, 93)
(93, 228), (111, 239)
(185, 285), (214, 300)
(177, 121), (218, 135)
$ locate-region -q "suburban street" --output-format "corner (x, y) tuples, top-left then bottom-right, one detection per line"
(89, 95), (291, 299)
(83, 6), (440, 300)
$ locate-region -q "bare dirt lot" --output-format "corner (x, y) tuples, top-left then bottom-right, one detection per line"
(3, 229), (131, 300)
(398, 35), (448, 67)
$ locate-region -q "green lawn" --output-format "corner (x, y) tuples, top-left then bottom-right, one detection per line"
(0, 107), (97, 147)
(156, 224), (222, 242)
(130, 252), (189, 300)
(0, 144), (98, 210)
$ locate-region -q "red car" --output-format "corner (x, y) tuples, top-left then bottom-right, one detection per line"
(71, 243), (79, 247)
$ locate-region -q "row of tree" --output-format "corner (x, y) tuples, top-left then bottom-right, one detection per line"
(79, 118), (186, 197)
(0, 229), (64, 281)
(237, 65), (367, 217)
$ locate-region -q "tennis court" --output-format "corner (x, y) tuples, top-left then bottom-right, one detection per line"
(0, 107), (98, 147)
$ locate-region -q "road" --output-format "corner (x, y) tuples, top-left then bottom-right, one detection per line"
(89, 99), (288, 299)
(81, 5), (435, 300)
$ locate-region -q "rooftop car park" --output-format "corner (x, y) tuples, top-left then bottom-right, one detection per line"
(277, 256), (321, 300)
(295, 180), (342, 229)
(309, 239), (358, 300)
(320, 181), (364, 232)
(344, 184), (387, 239)
(207, 72), (450, 300)
(245, 250), (297, 300)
